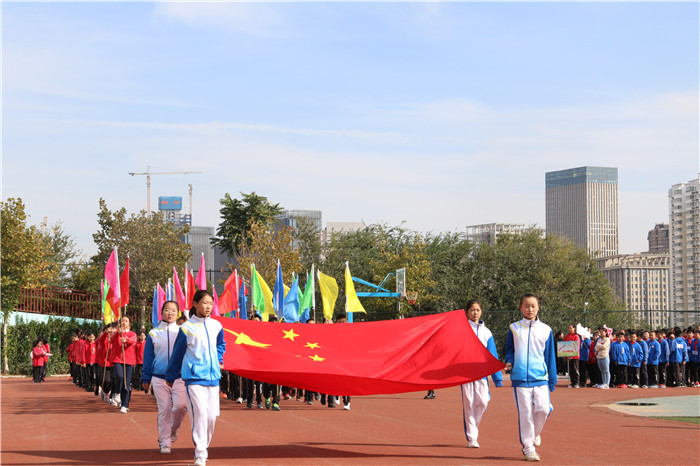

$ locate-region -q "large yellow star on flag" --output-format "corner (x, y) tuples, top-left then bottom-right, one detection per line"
(224, 329), (270, 348)
(309, 354), (325, 362)
(283, 329), (299, 341)
(305, 342), (320, 349)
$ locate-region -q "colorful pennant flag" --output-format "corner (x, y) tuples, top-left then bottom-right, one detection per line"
(186, 265), (196, 311)
(212, 286), (221, 317)
(282, 276), (300, 323)
(219, 270), (240, 317)
(119, 256), (130, 309)
(104, 248), (121, 318)
(195, 252), (207, 291)
(345, 262), (366, 316)
(215, 310), (505, 396)
(273, 260), (284, 318)
(317, 270), (338, 322)
(173, 267), (186, 311)
(239, 277), (248, 320)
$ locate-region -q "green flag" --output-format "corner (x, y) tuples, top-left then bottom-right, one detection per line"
(299, 270), (314, 317)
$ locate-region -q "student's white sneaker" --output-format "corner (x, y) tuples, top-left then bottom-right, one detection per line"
(171, 432), (179, 444)
(120, 406), (129, 413)
(343, 402), (350, 410)
(467, 440), (480, 448)
(523, 452), (540, 462)
(534, 435), (541, 447)
(160, 446), (171, 454)
(110, 399), (119, 406)
(236, 397), (243, 404)
(115, 394), (121, 404)
(194, 457), (206, 466)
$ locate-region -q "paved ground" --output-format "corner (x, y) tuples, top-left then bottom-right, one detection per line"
(603, 394), (700, 418)
(1, 376), (699, 465)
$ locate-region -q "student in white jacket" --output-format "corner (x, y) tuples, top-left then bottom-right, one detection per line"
(461, 299), (503, 449)
(166, 290), (226, 466)
(504, 294), (557, 463)
(142, 301), (187, 454)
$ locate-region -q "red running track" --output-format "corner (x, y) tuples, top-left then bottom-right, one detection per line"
(1, 376), (698, 465)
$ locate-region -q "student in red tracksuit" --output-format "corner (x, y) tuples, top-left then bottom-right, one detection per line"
(96, 324), (117, 401)
(32, 338), (47, 383)
(132, 332), (146, 390)
(110, 316), (137, 413)
(67, 334), (78, 383)
(564, 325), (581, 388)
(75, 332), (87, 389)
(84, 332), (97, 392)
(40, 337), (52, 382)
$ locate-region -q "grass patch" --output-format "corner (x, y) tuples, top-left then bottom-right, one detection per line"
(654, 416), (700, 424)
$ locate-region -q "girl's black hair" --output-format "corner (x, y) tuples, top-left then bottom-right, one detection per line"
(86, 331), (95, 338)
(519, 294), (539, 306)
(33, 338), (42, 347)
(161, 300), (180, 312)
(465, 299), (481, 311)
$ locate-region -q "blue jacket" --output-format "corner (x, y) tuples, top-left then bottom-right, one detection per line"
(669, 337), (688, 363)
(468, 320), (503, 387)
(659, 338), (670, 364)
(611, 340), (630, 365)
(690, 339), (700, 363)
(165, 315), (226, 386)
(639, 339), (648, 364)
(579, 338), (591, 362)
(142, 321), (181, 382)
(647, 339), (661, 365)
(504, 318), (557, 392)
(628, 341), (643, 368)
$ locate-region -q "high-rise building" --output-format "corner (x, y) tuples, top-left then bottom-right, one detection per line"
(545, 166), (618, 257)
(466, 223), (541, 245)
(596, 252), (671, 329)
(275, 210), (322, 232)
(647, 223), (669, 253)
(668, 176), (700, 319)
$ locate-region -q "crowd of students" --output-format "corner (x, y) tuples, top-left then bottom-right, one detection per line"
(556, 325), (700, 389)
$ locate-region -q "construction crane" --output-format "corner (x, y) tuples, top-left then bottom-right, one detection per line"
(129, 166), (203, 215)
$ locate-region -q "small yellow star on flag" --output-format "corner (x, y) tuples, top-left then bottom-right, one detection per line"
(309, 354), (325, 362)
(305, 342), (320, 349)
(283, 329), (299, 341)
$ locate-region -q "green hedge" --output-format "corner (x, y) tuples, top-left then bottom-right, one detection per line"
(1, 317), (151, 376)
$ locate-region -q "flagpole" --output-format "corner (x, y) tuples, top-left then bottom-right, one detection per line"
(311, 264), (316, 323)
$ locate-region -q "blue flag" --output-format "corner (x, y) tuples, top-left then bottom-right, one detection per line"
(282, 276), (300, 323)
(151, 285), (160, 326)
(239, 277), (248, 319)
(273, 260), (284, 318)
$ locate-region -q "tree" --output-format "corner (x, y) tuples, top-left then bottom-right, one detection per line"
(41, 221), (81, 288)
(293, 216), (322, 276)
(212, 192), (283, 258)
(91, 198), (192, 323)
(1, 198), (57, 372)
(234, 220), (302, 286)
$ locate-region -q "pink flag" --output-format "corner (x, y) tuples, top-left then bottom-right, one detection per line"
(173, 267), (186, 311)
(104, 248), (121, 312)
(157, 283), (166, 322)
(195, 252), (207, 290)
(212, 286), (221, 317)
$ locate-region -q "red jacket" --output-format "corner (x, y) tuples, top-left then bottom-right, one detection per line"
(564, 333), (581, 360)
(32, 346), (47, 367)
(96, 333), (113, 368)
(84, 341), (96, 365)
(110, 331), (137, 365)
(75, 339), (87, 365)
(43, 343), (51, 365)
(67, 341), (76, 363)
(134, 340), (145, 365)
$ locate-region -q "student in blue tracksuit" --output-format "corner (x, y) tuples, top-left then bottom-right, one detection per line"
(627, 333), (643, 388)
(658, 330), (670, 388)
(610, 332), (630, 388)
(504, 294), (557, 463)
(142, 300), (187, 455)
(460, 300), (503, 449)
(166, 290), (226, 466)
(639, 331), (649, 388)
(668, 328), (689, 387)
(579, 334), (591, 387)
(690, 331), (700, 387)
(646, 331), (661, 388)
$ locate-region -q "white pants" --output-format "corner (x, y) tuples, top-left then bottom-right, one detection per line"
(513, 385), (552, 455)
(185, 384), (220, 459)
(460, 378), (490, 443)
(152, 377), (187, 448)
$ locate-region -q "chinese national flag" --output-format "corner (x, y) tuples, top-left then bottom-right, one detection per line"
(215, 310), (504, 396)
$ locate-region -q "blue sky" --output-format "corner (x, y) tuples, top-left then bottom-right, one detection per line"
(3, 2), (698, 259)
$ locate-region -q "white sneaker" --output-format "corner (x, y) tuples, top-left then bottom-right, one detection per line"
(110, 399), (119, 406)
(194, 457), (206, 466)
(343, 402), (350, 410)
(236, 397), (243, 404)
(114, 394), (121, 404)
(523, 452), (540, 462)
(171, 432), (178, 444)
(160, 445), (171, 454)
(534, 435), (541, 447)
(120, 406), (129, 413)
(467, 440), (480, 448)
(601, 384), (609, 389)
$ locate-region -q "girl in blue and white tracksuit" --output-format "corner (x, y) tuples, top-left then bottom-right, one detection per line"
(166, 290), (226, 466)
(460, 300), (503, 449)
(142, 300), (187, 454)
(504, 295), (557, 462)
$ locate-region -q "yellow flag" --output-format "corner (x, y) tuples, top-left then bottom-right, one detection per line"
(255, 270), (275, 321)
(345, 262), (366, 314)
(317, 271), (338, 322)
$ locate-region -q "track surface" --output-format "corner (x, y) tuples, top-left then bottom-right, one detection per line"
(2, 376), (698, 465)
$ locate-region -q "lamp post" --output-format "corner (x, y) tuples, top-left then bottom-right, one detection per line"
(583, 302), (589, 328)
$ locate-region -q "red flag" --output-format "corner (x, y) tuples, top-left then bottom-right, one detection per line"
(119, 257), (130, 308)
(104, 248), (120, 318)
(186, 266), (196, 310)
(212, 286), (221, 317)
(218, 270), (239, 316)
(158, 283), (166, 322)
(215, 310), (504, 396)
(173, 267), (186, 311)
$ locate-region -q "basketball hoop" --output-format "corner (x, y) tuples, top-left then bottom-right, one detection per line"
(406, 292), (418, 305)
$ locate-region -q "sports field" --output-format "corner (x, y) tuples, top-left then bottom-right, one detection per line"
(2, 376), (698, 465)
